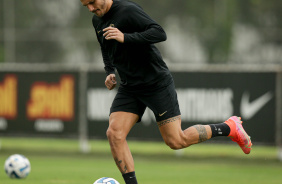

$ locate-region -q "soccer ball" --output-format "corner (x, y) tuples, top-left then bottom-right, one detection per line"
(93, 177), (120, 184)
(4, 154), (31, 179)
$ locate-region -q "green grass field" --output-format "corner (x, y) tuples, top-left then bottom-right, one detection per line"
(0, 137), (282, 184)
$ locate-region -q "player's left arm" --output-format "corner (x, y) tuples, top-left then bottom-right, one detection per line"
(103, 4), (166, 44)
(122, 4), (167, 44)
(103, 27), (124, 43)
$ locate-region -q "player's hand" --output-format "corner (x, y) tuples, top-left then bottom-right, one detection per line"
(105, 74), (117, 90)
(103, 27), (124, 43)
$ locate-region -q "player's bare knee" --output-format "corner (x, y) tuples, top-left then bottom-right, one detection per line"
(164, 139), (185, 150)
(166, 141), (182, 150)
(106, 127), (126, 145)
(164, 136), (192, 150)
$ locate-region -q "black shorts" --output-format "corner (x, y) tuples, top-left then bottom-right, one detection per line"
(110, 81), (181, 122)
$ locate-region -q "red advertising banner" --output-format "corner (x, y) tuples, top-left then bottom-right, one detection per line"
(0, 72), (78, 137)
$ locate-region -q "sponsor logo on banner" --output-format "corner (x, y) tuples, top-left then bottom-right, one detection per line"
(34, 119), (64, 132)
(0, 75), (17, 119)
(87, 88), (234, 123)
(87, 88), (273, 123)
(0, 118), (8, 130)
(87, 89), (156, 124)
(87, 89), (116, 121)
(177, 88), (234, 122)
(27, 75), (74, 121)
(240, 91), (273, 120)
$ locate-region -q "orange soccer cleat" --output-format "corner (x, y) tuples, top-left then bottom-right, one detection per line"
(224, 116), (252, 154)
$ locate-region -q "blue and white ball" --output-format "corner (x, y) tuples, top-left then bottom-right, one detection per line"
(4, 154), (31, 179)
(93, 177), (120, 184)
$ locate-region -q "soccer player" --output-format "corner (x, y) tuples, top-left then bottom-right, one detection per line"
(80, 0), (253, 184)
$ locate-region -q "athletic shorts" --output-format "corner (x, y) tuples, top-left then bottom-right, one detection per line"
(110, 81), (181, 122)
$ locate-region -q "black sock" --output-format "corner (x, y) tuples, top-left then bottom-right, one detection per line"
(209, 123), (230, 138)
(122, 171), (138, 184)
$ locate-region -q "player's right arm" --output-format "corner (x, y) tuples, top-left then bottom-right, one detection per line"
(101, 46), (115, 76)
(105, 73), (116, 90)
(92, 21), (116, 90)
(100, 46), (117, 90)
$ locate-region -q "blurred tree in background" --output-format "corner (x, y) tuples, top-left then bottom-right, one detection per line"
(0, 0), (281, 64)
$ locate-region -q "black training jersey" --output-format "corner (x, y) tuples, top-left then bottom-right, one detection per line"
(92, 0), (172, 89)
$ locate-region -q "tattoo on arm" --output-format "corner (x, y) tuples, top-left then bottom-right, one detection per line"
(193, 125), (208, 143)
(114, 158), (127, 174)
(157, 115), (181, 127)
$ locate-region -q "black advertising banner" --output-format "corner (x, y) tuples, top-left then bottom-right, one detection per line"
(87, 72), (120, 139)
(0, 70), (276, 143)
(87, 71), (276, 144)
(173, 72), (276, 144)
(0, 72), (79, 137)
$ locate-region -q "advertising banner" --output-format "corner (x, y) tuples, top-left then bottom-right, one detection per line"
(87, 72), (276, 144)
(0, 72), (79, 137)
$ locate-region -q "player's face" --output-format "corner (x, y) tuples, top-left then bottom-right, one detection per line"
(80, 0), (108, 17)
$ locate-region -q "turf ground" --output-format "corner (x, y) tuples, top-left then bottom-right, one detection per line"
(0, 137), (281, 184)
